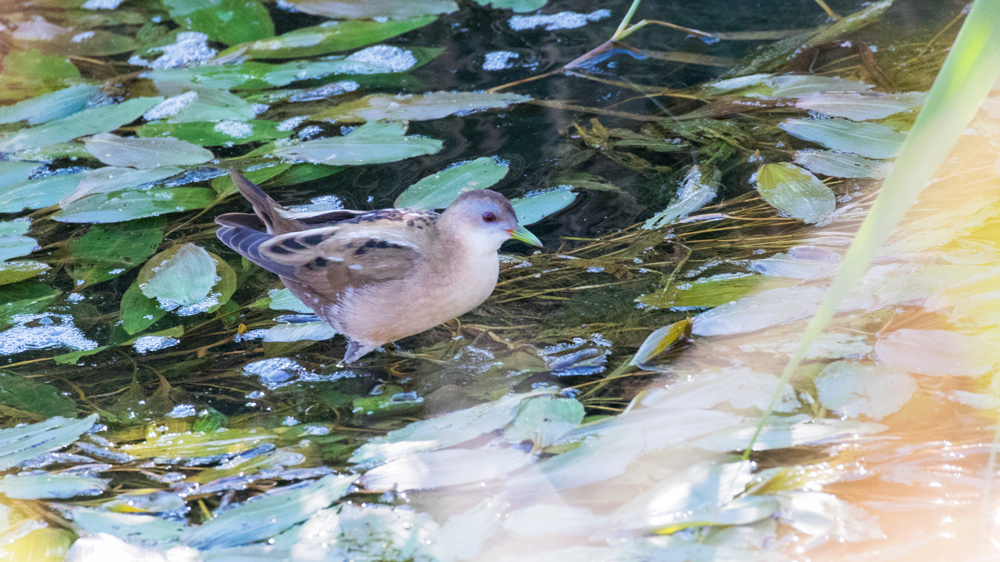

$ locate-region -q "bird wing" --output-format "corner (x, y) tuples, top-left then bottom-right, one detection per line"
(255, 209), (440, 301)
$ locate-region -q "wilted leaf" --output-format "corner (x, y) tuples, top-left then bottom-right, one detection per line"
(287, 0), (458, 19)
(272, 121), (443, 165)
(629, 319), (692, 369)
(754, 162), (835, 223)
(511, 188), (576, 226)
(815, 361), (916, 419)
(315, 91), (531, 123)
(0, 84), (98, 125)
(0, 97), (164, 153)
(644, 165), (720, 229)
(779, 118), (907, 159)
(164, 0), (274, 45)
(793, 149), (891, 179)
(395, 157), (509, 209)
(54, 188), (217, 223)
(84, 133), (214, 169)
(217, 16), (437, 60)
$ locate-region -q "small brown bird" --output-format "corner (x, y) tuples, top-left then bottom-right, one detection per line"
(215, 170), (542, 364)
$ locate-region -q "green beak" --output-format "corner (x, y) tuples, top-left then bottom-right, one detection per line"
(508, 224), (543, 247)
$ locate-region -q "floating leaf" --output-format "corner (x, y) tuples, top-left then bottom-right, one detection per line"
(272, 122), (443, 165)
(0, 85), (98, 126)
(0, 49), (81, 103)
(691, 286), (825, 336)
(119, 283), (167, 335)
(0, 414), (97, 471)
(181, 474), (356, 549)
(511, 188), (576, 226)
(636, 273), (778, 310)
(754, 162), (835, 224)
(0, 373), (75, 417)
(261, 321), (337, 343)
(11, 19), (137, 56)
(217, 16), (437, 60)
(85, 133), (214, 169)
(0, 474), (107, 499)
(61, 166), (184, 206)
(0, 282), (58, 330)
(503, 395), (584, 449)
(795, 91), (925, 121)
(473, 0), (548, 11)
(779, 118), (907, 159)
(286, 0), (458, 19)
(68, 219), (165, 287)
(137, 244), (235, 317)
(63, 508), (184, 544)
(815, 361), (916, 420)
(644, 165), (720, 229)
(705, 74), (873, 99)
(793, 149), (891, 179)
(164, 0), (274, 45)
(0, 221), (37, 262)
(361, 448), (533, 491)
(395, 157), (509, 209)
(145, 87), (256, 124)
(874, 329), (997, 377)
(315, 91), (531, 123)
(267, 289), (312, 313)
(54, 188), (217, 223)
(137, 119), (291, 146)
(0, 97), (163, 153)
(0, 162), (41, 190)
(0, 261), (49, 286)
(0, 172), (83, 213)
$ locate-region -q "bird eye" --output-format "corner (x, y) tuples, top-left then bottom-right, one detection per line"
(482, 212), (496, 223)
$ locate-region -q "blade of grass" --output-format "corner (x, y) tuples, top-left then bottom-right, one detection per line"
(745, 0), (1000, 457)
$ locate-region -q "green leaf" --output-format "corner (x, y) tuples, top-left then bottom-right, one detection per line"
(794, 91), (925, 121)
(779, 118), (907, 159)
(267, 288), (312, 313)
(315, 91), (531, 123)
(68, 219), (165, 287)
(0, 85), (98, 126)
(180, 474), (356, 549)
(0, 282), (59, 330)
(0, 221), (38, 262)
(395, 157), (509, 209)
(120, 283), (167, 335)
(265, 163), (343, 187)
(84, 133), (214, 169)
(0, 162), (42, 190)
(53, 188), (217, 223)
(0, 473), (107, 499)
(510, 188), (576, 226)
(217, 16), (437, 60)
(0, 262), (49, 286)
(52, 346), (108, 365)
(473, 0), (547, 11)
(0, 414), (97, 471)
(146, 88), (256, 124)
(793, 149), (891, 179)
(136, 119), (291, 146)
(504, 395), (584, 448)
(285, 0), (458, 19)
(164, 0), (274, 45)
(13, 28), (137, 57)
(0, 373), (76, 418)
(272, 121), (443, 165)
(0, 172), (83, 213)
(61, 167), (185, 206)
(0, 97), (164, 153)
(0, 50), (81, 103)
(754, 162), (836, 224)
(137, 244), (217, 313)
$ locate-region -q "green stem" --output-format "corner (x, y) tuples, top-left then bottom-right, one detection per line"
(812, 0), (840, 20)
(612, 0), (643, 40)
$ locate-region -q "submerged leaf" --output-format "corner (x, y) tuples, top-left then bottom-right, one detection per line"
(164, 0), (274, 45)
(315, 91), (531, 123)
(272, 121), (443, 165)
(84, 133), (214, 169)
(68, 219), (165, 287)
(779, 118), (906, 159)
(644, 165), (720, 229)
(754, 162), (835, 224)
(793, 149), (891, 179)
(0, 373), (75, 417)
(395, 157), (509, 209)
(217, 16), (437, 60)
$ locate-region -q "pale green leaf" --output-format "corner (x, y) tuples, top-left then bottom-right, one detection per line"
(272, 122), (443, 165)
(754, 162), (835, 223)
(53, 188), (216, 223)
(0, 97), (164, 152)
(0, 85), (98, 125)
(779, 118), (907, 159)
(395, 157), (509, 209)
(84, 133), (214, 169)
(286, 0), (458, 19)
(510, 188), (576, 226)
(315, 91), (531, 123)
(793, 149), (891, 179)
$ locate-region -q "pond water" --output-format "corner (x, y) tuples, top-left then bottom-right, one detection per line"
(0, 0), (996, 560)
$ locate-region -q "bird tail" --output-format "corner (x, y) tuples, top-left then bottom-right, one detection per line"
(229, 168), (300, 235)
